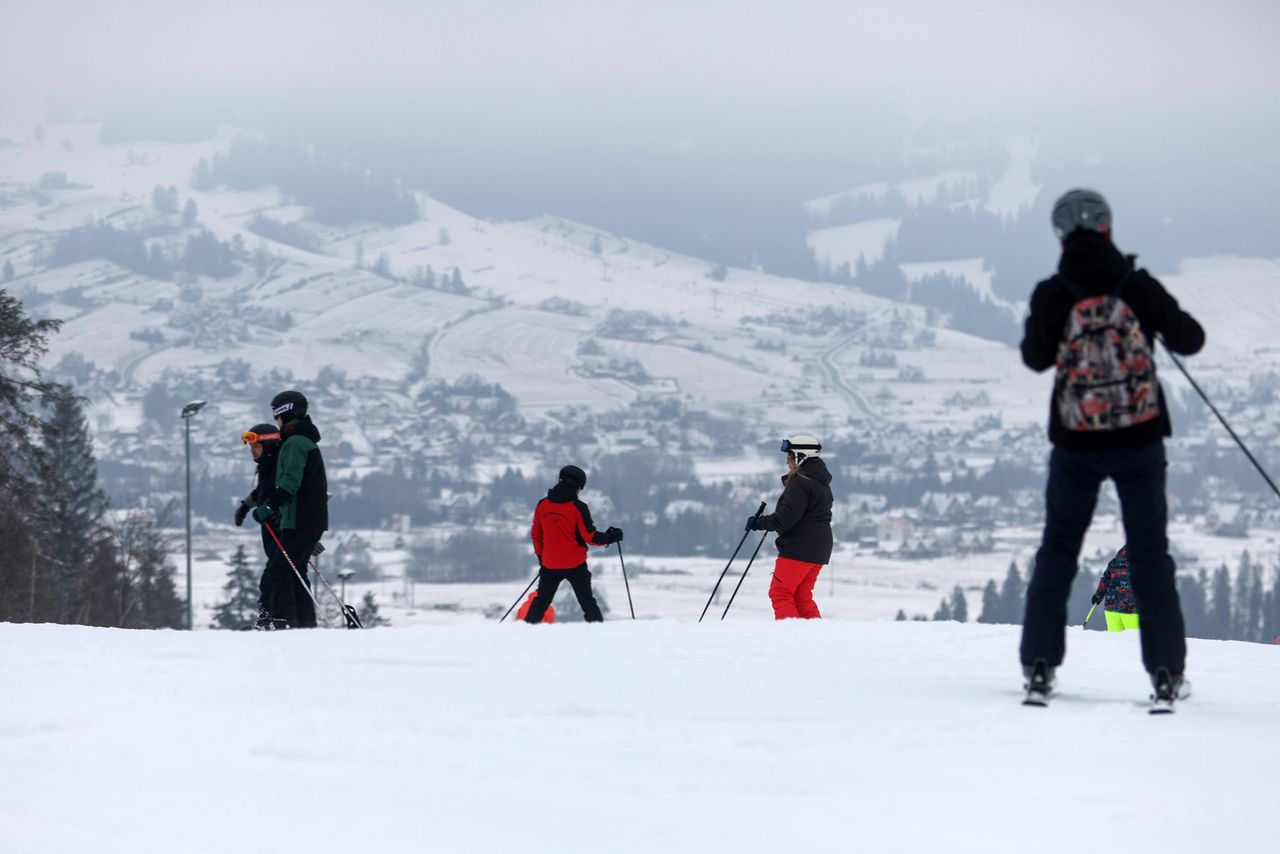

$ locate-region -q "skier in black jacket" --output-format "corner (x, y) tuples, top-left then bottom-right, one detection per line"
(1019, 189), (1204, 709)
(252, 390), (329, 629)
(234, 423), (282, 628)
(747, 435), (834, 619)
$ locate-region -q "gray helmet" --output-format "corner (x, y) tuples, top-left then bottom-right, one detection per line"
(1051, 188), (1111, 240)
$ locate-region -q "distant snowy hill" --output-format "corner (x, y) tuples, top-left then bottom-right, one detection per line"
(4, 123), (1280, 630)
(0, 123), (1049, 444)
(2, 619), (1277, 853)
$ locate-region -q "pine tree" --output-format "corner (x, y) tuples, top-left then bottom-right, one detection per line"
(210, 545), (260, 629)
(973, 579), (997, 623)
(999, 560), (1025, 624)
(112, 508), (186, 629)
(3, 258), (13, 281)
(1261, 567), (1280, 644)
(1180, 569), (1209, 639)
(932, 597), (953, 621)
(948, 585), (968, 623)
(1209, 564), (1233, 640)
(181, 198), (198, 228)
(31, 386), (108, 622)
(894, 609), (907, 621)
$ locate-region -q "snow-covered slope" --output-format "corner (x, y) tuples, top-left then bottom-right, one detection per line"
(0, 124), (1049, 442)
(2, 620), (1275, 853)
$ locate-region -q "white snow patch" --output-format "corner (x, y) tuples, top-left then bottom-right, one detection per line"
(0, 620), (1275, 853)
(805, 218), (901, 272)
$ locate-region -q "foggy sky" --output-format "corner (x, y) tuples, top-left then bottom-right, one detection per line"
(5, 0), (1279, 142)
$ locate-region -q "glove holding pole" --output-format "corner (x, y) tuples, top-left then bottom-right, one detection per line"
(700, 502), (766, 622)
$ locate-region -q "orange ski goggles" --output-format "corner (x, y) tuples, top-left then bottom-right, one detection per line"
(241, 430), (281, 445)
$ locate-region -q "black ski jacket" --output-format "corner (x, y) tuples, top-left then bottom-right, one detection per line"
(248, 447), (281, 559)
(266, 416), (329, 538)
(1021, 231), (1205, 450)
(757, 456), (834, 565)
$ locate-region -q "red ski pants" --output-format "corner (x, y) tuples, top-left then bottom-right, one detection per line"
(769, 557), (824, 620)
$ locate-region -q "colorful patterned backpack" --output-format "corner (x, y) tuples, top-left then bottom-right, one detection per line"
(1054, 267), (1160, 431)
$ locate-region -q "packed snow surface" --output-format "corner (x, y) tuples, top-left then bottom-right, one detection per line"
(2, 620), (1276, 853)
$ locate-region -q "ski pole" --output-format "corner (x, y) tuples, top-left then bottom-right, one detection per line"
(500, 572), (539, 623)
(1162, 342), (1280, 503)
(1083, 602), (1097, 628)
(721, 530), (769, 621)
(263, 522), (330, 627)
(306, 543), (363, 628)
(700, 501), (766, 622)
(617, 541), (635, 619)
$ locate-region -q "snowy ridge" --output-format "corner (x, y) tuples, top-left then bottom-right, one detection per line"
(1, 620), (1276, 853)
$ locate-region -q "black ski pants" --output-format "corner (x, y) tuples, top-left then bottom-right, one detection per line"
(1020, 440), (1186, 674)
(261, 528), (320, 629)
(524, 564), (603, 623)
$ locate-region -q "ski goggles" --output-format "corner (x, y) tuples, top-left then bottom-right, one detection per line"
(241, 430), (281, 445)
(780, 439), (821, 454)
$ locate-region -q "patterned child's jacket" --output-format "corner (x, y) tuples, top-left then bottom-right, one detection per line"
(1095, 548), (1138, 613)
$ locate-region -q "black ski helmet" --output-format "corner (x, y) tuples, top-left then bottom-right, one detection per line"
(559, 464), (587, 490)
(270, 390), (308, 423)
(1051, 188), (1111, 240)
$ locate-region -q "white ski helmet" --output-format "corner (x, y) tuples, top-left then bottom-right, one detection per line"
(781, 434), (822, 463)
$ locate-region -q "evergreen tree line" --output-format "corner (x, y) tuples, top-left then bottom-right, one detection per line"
(193, 136), (418, 226)
(828, 254), (1018, 345)
(46, 221), (238, 279)
(0, 291), (184, 627)
(906, 553), (1280, 645)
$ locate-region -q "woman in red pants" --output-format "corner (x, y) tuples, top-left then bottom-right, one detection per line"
(746, 435), (834, 619)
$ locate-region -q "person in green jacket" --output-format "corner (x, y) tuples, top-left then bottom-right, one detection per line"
(252, 390), (329, 628)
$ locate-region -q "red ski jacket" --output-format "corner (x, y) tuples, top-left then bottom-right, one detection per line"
(531, 483), (610, 569)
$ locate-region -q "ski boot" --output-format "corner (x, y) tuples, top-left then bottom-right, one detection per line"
(1150, 668), (1191, 714)
(1022, 659), (1055, 707)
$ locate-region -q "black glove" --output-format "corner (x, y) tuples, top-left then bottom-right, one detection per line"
(605, 526), (623, 544)
(745, 515), (762, 532)
(252, 503), (276, 525)
(234, 502), (250, 527)
(1091, 593), (1103, 606)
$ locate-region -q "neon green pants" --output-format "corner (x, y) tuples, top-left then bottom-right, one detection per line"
(1105, 610), (1140, 632)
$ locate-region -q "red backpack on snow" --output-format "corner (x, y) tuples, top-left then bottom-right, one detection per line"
(1054, 265), (1161, 432)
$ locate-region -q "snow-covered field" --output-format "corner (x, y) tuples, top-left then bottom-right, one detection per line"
(2, 619), (1276, 854)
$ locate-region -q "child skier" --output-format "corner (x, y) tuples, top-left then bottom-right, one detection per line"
(746, 435), (833, 619)
(234, 423), (282, 628)
(523, 465), (621, 624)
(1092, 546), (1139, 632)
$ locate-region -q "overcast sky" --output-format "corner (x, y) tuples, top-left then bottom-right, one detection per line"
(4, 0), (1279, 141)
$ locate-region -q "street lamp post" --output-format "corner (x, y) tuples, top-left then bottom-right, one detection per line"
(181, 400), (208, 630)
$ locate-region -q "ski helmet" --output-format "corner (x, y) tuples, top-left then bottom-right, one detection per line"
(270, 390), (308, 423)
(1051, 188), (1111, 240)
(241, 423), (281, 446)
(559, 464), (587, 490)
(781, 434), (822, 463)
